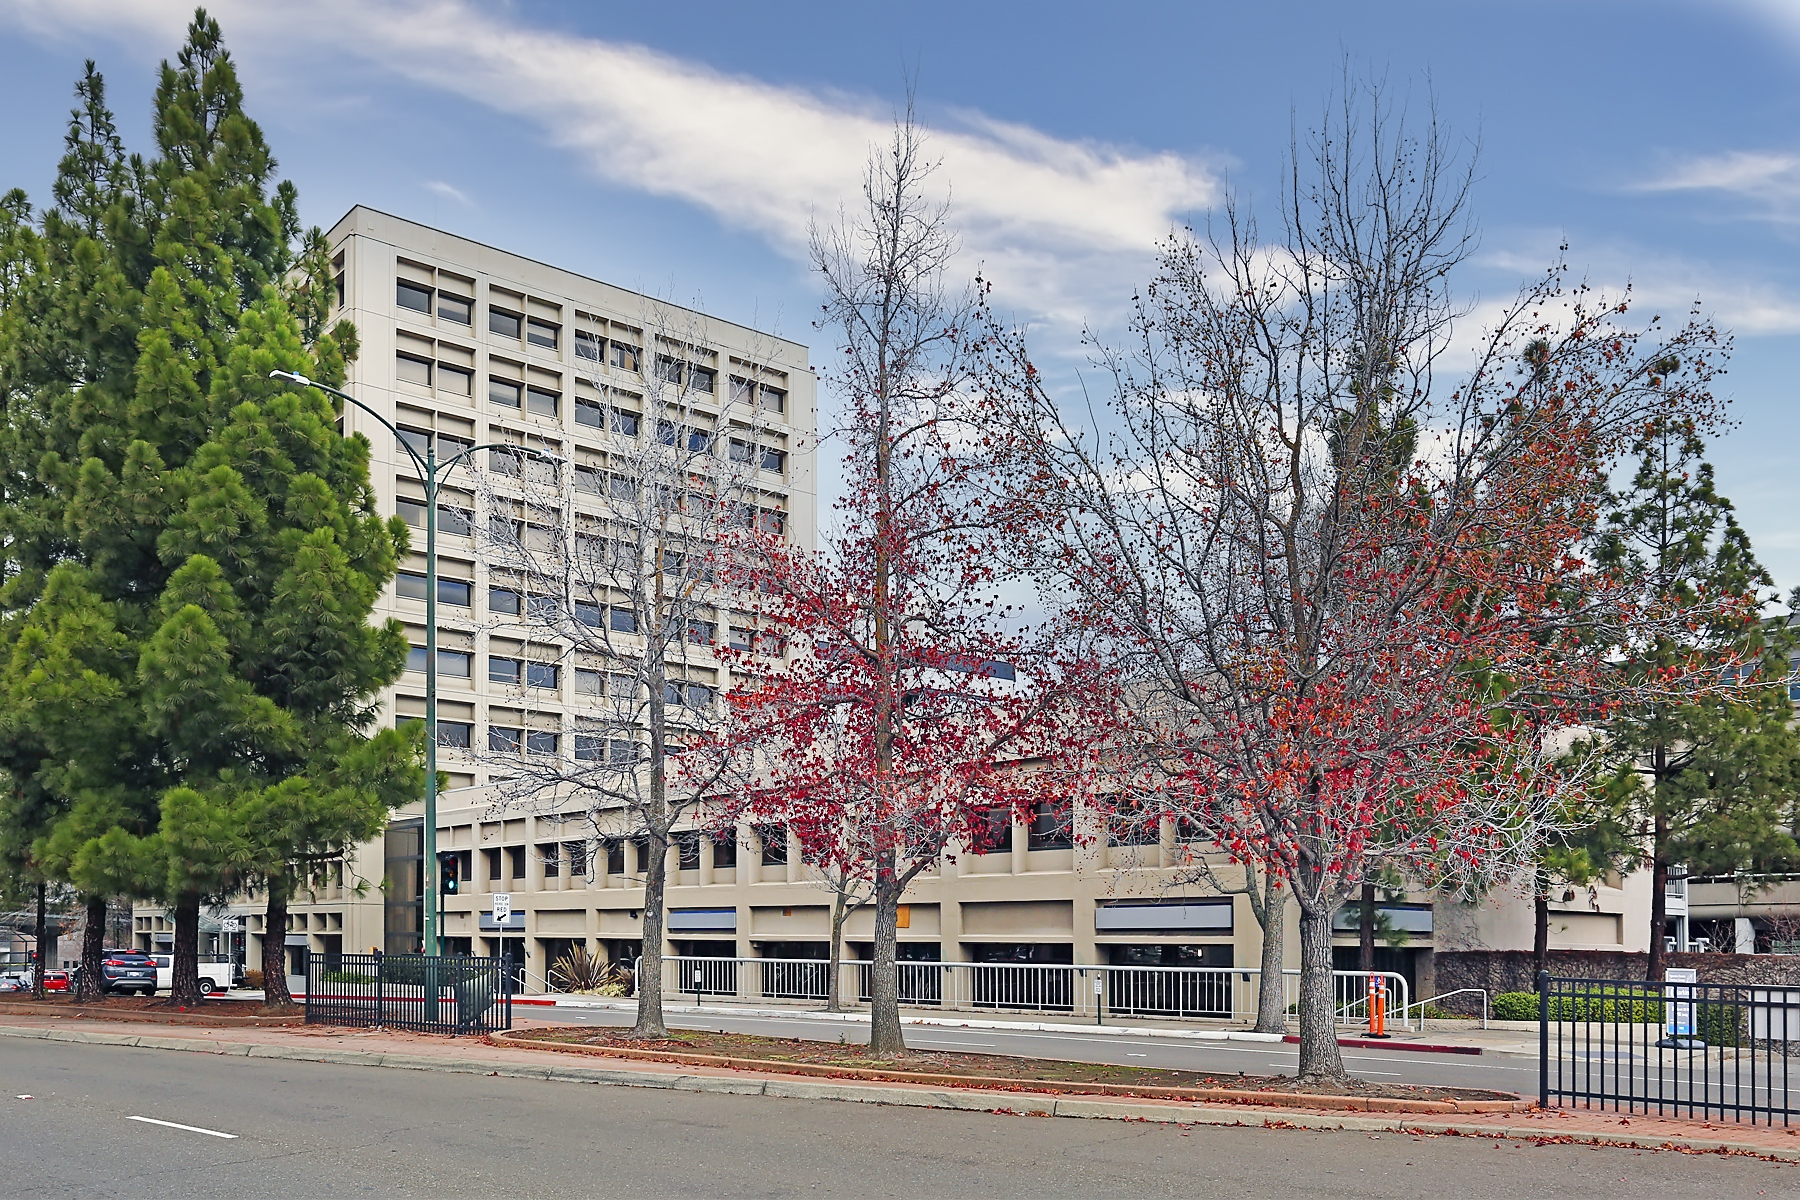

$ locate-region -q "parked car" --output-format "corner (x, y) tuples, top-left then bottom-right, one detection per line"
(149, 956), (239, 996)
(42, 969), (69, 993)
(0, 974), (26, 993)
(99, 949), (158, 996)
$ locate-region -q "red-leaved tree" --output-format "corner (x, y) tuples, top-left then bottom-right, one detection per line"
(716, 112), (1102, 1056)
(977, 85), (1738, 1083)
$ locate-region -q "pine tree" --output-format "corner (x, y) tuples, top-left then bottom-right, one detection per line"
(1588, 410), (1800, 980)
(0, 10), (420, 1007)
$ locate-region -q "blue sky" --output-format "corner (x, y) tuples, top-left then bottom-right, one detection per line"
(2, 1), (1798, 588)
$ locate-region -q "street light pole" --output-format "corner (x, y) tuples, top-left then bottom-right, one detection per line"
(270, 369), (560, 957)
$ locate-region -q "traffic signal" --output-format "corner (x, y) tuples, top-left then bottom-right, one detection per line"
(440, 853), (460, 894)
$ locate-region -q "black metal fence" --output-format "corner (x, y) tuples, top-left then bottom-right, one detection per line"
(1538, 972), (1800, 1125)
(304, 952), (513, 1035)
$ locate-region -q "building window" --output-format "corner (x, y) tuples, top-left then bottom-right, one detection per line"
(605, 839), (625, 874)
(1028, 800), (1073, 851)
(396, 353), (432, 387)
(575, 330), (603, 362)
(526, 730), (559, 756)
(488, 725), (523, 753)
(970, 806), (1012, 855)
(397, 281), (431, 313)
(711, 834), (736, 870)
(525, 593), (559, 620)
(758, 826), (788, 867)
(489, 308), (522, 339)
(526, 662), (560, 689)
(760, 447), (786, 473)
(612, 409), (640, 437)
(574, 465), (603, 494)
(406, 645), (427, 673)
(609, 607), (637, 634)
(490, 656), (522, 685)
(525, 386), (559, 417)
(760, 386), (786, 413)
(436, 721), (473, 748)
(657, 356), (683, 385)
(690, 367), (715, 394)
(610, 342), (639, 372)
(490, 587), (521, 615)
(396, 571), (428, 600)
(676, 833), (701, 871)
(526, 318), (559, 350)
(573, 600), (603, 628)
(567, 842), (588, 875)
(396, 497), (426, 527)
(438, 577), (472, 606)
(439, 506), (472, 536)
(609, 739), (640, 764)
(574, 668), (603, 697)
(438, 364), (473, 397)
(489, 378), (522, 408)
(436, 649), (472, 678)
(574, 733), (602, 761)
(575, 397), (603, 428)
(437, 293), (472, 325)
(687, 620), (715, 645)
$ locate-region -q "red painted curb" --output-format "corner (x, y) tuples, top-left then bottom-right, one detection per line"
(1282, 1034), (1482, 1056)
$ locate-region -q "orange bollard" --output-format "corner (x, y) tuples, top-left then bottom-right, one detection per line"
(1367, 973), (1390, 1037)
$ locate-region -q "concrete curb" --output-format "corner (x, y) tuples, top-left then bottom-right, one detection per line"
(3, 1022), (1792, 1159)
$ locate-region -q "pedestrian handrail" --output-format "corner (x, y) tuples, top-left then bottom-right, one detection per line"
(1395, 988), (1488, 1031)
(616, 955), (1410, 1030)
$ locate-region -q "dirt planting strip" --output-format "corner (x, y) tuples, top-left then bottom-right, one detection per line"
(0, 1000), (301, 1027)
(488, 1029), (1528, 1114)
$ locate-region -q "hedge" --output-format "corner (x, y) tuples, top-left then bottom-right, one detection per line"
(1492, 989), (1744, 1045)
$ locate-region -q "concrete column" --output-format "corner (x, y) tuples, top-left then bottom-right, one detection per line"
(699, 835), (714, 887)
(785, 830), (799, 884)
(1736, 917), (1757, 954)
(1010, 817), (1027, 876)
(746, 828), (763, 885)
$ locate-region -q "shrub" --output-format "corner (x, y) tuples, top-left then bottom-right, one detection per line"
(1495, 988), (1672, 1024)
(1492, 992), (1539, 1021)
(243, 969), (265, 990)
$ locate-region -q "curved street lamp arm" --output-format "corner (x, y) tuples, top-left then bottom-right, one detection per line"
(269, 370), (432, 485)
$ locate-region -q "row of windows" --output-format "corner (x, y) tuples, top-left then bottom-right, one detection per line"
(403, 647), (715, 707)
(392, 277), (790, 416)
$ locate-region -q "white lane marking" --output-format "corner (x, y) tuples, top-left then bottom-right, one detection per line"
(1127, 1053), (1149, 1058)
(128, 1115), (238, 1139)
(914, 1039), (996, 1048)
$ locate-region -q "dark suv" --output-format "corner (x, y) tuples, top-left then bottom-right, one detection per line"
(99, 949), (157, 996)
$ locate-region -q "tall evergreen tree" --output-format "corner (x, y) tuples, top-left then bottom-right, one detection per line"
(1587, 410), (1800, 980)
(0, 10), (420, 1007)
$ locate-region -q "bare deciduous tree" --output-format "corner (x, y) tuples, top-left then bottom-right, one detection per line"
(467, 300), (792, 1038)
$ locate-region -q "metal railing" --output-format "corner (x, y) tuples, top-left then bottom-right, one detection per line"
(1396, 988), (1489, 1032)
(653, 955), (1409, 1028)
(304, 952), (513, 1035)
(1539, 974), (1800, 1125)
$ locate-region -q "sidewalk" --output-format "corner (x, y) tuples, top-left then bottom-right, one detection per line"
(3, 1013), (1793, 1159)
(508, 993), (1539, 1057)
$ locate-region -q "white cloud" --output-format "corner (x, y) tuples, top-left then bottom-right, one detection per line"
(1636, 149), (1800, 220)
(0, 0), (1217, 328)
(423, 180), (474, 208)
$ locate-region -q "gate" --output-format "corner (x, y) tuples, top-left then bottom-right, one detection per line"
(1538, 972), (1800, 1125)
(304, 952), (513, 1035)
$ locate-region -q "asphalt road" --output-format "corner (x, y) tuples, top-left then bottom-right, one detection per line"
(5, 1038), (1793, 1199)
(542, 1005), (1543, 1092)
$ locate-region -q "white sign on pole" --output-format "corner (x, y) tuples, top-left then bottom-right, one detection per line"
(222, 917), (243, 933)
(1665, 966), (1698, 1039)
(492, 893), (512, 924)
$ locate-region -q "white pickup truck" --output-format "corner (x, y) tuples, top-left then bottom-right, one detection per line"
(149, 956), (239, 996)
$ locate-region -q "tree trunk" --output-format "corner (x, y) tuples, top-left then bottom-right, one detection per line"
(631, 835), (669, 1038)
(827, 890), (847, 1013)
(169, 892), (203, 1006)
(1255, 878), (1288, 1034)
(1532, 867), (1550, 982)
(32, 880), (49, 999)
(867, 870), (904, 1056)
(1647, 852), (1669, 983)
(1357, 881), (1376, 975)
(262, 874), (295, 1010)
(1295, 904), (1348, 1083)
(76, 895), (105, 1002)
